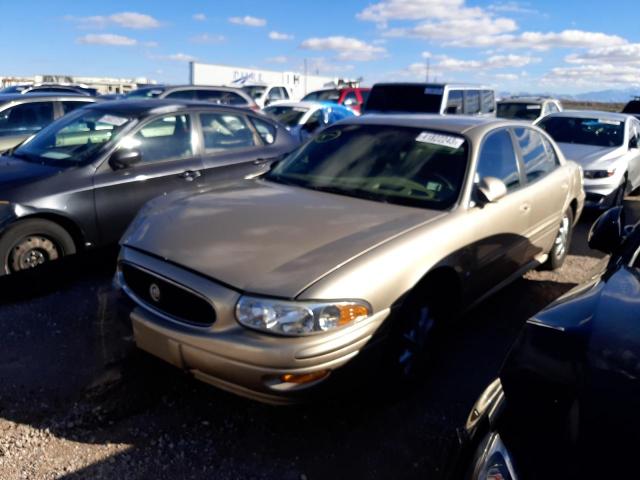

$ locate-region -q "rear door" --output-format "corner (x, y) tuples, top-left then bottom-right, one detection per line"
(196, 110), (278, 185)
(513, 127), (569, 259)
(93, 112), (204, 244)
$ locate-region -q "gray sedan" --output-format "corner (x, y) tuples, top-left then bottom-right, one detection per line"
(118, 115), (584, 404)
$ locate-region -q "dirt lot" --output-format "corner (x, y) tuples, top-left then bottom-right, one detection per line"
(1, 201), (636, 480)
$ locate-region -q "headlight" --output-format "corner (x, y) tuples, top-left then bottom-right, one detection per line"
(235, 296), (370, 336)
(584, 168), (615, 179)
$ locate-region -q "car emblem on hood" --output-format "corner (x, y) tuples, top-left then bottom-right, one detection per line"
(149, 283), (161, 303)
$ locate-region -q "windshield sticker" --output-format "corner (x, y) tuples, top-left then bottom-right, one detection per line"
(415, 132), (465, 149)
(426, 182), (442, 192)
(424, 87), (444, 95)
(526, 105), (541, 109)
(315, 130), (342, 143)
(98, 114), (128, 127)
(598, 119), (621, 126)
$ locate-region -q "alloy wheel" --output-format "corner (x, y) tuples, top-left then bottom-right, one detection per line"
(553, 214), (570, 259)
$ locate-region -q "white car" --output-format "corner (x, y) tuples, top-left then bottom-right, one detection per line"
(263, 101), (355, 142)
(536, 110), (640, 208)
(241, 83), (293, 108)
(497, 96), (562, 123)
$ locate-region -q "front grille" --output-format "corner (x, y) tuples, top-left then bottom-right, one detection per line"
(120, 263), (216, 326)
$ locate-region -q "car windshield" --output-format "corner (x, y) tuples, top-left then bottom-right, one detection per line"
(365, 85), (443, 113)
(497, 102), (541, 120)
(13, 109), (133, 166)
(265, 124), (468, 210)
(125, 87), (165, 99)
(303, 89), (341, 102)
(264, 105), (308, 127)
(537, 116), (625, 147)
(242, 86), (267, 100)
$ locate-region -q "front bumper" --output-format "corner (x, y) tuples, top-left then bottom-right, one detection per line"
(583, 176), (624, 209)
(119, 247), (389, 404)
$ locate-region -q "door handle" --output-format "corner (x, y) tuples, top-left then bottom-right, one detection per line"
(520, 203), (531, 213)
(253, 157), (269, 166)
(179, 170), (202, 181)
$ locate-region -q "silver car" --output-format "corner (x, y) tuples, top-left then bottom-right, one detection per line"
(536, 110), (640, 208)
(117, 115), (584, 404)
(497, 96), (562, 123)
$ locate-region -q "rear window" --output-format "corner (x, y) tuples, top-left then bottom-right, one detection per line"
(497, 102), (542, 120)
(365, 85), (443, 113)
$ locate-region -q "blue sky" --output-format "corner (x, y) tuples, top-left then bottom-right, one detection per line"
(1, 0), (639, 93)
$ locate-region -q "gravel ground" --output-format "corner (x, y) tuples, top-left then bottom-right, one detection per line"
(0, 202), (634, 480)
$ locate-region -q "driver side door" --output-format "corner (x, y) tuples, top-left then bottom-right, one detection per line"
(92, 113), (204, 245)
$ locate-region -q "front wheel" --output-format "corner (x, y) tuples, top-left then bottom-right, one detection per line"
(0, 219), (76, 275)
(541, 208), (573, 271)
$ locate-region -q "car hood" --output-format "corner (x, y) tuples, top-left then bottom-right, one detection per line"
(0, 155), (66, 191)
(556, 142), (626, 169)
(123, 179), (444, 298)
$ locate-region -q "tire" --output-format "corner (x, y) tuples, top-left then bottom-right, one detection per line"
(541, 207), (573, 271)
(610, 177), (628, 208)
(0, 219), (76, 275)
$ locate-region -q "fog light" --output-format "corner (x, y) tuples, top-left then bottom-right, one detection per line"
(280, 370), (330, 384)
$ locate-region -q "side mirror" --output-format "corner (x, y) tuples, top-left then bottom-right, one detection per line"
(629, 136), (638, 149)
(109, 149), (142, 170)
(477, 176), (507, 204)
(588, 206), (625, 254)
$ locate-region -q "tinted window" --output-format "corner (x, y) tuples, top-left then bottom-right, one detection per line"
(14, 109), (132, 165)
(133, 115), (193, 163)
(303, 109), (324, 132)
(0, 102), (54, 136)
(365, 85), (443, 113)
(497, 102), (542, 121)
(250, 117), (276, 145)
(537, 116), (624, 147)
(268, 88), (284, 101)
(514, 128), (556, 182)
(125, 87), (165, 99)
(446, 90), (463, 114)
(464, 90), (481, 115)
(481, 90), (495, 113)
(476, 129), (520, 191)
(361, 90), (370, 103)
(279, 87), (290, 100)
(200, 113), (256, 153)
(165, 90), (196, 100)
(61, 101), (91, 115)
(196, 90), (248, 105)
(264, 105), (308, 127)
(266, 124), (469, 210)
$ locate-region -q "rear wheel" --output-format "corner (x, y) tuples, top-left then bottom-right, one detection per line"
(542, 208), (573, 271)
(0, 219), (76, 275)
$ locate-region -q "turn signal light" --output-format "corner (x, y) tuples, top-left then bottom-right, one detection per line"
(337, 304), (369, 326)
(280, 370), (330, 384)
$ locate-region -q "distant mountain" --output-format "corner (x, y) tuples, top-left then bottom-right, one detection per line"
(501, 88), (640, 103)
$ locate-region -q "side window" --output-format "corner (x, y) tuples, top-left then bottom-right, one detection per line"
(268, 88), (284, 102)
(302, 109), (324, 132)
(133, 115), (193, 163)
(514, 128), (557, 182)
(481, 90), (495, 113)
(197, 90), (247, 106)
(61, 101), (90, 115)
(250, 117), (276, 145)
(541, 136), (561, 166)
(165, 90), (196, 100)
(199, 113), (257, 153)
(280, 87), (290, 100)
(445, 90), (463, 114)
(343, 91), (358, 107)
(476, 129), (520, 191)
(0, 102), (54, 136)
(464, 90), (481, 115)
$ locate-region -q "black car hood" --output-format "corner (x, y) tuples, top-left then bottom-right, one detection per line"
(0, 155), (67, 190)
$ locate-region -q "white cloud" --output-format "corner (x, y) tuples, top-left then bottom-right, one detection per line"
(266, 55), (289, 64)
(193, 13), (206, 21)
(190, 33), (226, 44)
(68, 12), (161, 29)
(166, 53), (198, 62)
(77, 33), (137, 46)
(143, 41), (159, 48)
(488, 1), (539, 15)
(228, 16), (266, 27)
(494, 73), (519, 81)
(565, 43), (640, 65)
(421, 53), (538, 71)
(300, 36), (387, 61)
(269, 31), (293, 41)
(542, 64), (640, 88)
(302, 57), (356, 75)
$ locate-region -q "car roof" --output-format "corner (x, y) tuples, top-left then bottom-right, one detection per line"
(82, 98), (253, 117)
(544, 110), (631, 122)
(371, 82), (493, 90)
(266, 101), (351, 110)
(344, 114), (519, 135)
(0, 93), (95, 103)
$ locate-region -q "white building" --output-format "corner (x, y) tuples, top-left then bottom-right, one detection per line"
(0, 74), (156, 94)
(189, 62), (345, 101)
